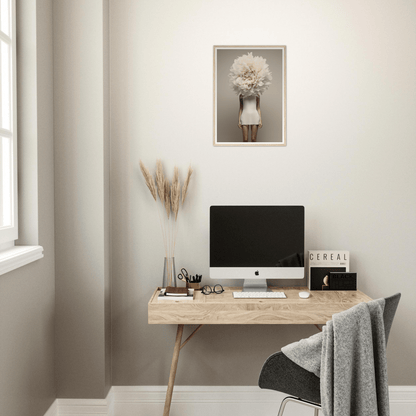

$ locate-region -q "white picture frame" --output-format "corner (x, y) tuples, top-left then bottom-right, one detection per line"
(213, 45), (287, 146)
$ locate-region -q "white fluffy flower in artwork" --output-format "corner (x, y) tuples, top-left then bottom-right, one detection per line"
(229, 52), (272, 98)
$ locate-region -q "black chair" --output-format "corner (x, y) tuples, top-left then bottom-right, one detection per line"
(258, 293), (401, 416)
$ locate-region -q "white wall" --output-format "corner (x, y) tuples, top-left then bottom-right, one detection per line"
(110, 0), (416, 386)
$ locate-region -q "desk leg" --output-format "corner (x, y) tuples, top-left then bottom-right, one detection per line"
(163, 324), (184, 416)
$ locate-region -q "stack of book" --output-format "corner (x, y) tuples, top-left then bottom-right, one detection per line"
(308, 250), (350, 291)
(157, 287), (195, 301)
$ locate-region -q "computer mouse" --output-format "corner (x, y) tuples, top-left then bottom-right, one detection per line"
(299, 291), (311, 299)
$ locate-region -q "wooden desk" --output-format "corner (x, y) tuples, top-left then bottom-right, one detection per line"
(148, 286), (372, 416)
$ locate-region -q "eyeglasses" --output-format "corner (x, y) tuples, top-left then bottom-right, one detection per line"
(201, 284), (224, 295)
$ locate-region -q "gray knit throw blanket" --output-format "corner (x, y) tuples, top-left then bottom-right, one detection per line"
(282, 298), (389, 416)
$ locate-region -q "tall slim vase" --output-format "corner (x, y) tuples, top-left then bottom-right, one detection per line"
(162, 257), (177, 288)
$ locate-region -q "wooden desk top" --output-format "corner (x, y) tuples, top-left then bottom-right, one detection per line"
(148, 287), (372, 325)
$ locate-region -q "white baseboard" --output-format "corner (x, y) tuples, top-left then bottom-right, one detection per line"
(44, 400), (58, 416)
(44, 385), (416, 416)
(58, 395), (114, 416)
(43, 390), (113, 416)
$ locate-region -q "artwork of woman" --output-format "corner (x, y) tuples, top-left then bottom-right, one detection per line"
(229, 52), (272, 142)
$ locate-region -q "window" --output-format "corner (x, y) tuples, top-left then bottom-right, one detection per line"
(0, 0), (17, 247)
(0, 0), (42, 274)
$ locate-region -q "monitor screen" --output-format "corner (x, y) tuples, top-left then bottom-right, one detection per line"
(209, 205), (305, 280)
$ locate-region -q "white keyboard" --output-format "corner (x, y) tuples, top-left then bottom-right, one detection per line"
(233, 291), (286, 299)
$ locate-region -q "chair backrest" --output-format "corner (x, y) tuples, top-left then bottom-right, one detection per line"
(383, 293), (401, 344)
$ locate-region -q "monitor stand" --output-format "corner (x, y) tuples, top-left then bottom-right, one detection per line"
(242, 279), (269, 292)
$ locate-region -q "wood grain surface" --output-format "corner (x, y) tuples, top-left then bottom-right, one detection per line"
(148, 287), (372, 325)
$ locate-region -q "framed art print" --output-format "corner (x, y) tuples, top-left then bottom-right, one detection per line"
(213, 45), (287, 146)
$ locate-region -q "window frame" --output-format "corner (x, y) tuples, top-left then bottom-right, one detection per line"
(0, 0), (43, 275)
(0, 0), (18, 245)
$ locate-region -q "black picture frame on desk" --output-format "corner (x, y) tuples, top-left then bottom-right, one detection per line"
(310, 267), (346, 291)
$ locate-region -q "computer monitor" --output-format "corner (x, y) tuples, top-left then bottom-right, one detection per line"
(209, 205), (305, 291)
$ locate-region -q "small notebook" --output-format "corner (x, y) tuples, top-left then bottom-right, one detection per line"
(165, 286), (188, 295)
(157, 288), (195, 301)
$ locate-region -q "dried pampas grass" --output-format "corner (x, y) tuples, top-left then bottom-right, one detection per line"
(164, 178), (171, 219)
(182, 165), (193, 205)
(139, 159), (194, 285)
(139, 161), (157, 201)
(140, 159), (193, 221)
(156, 159), (165, 203)
(171, 167), (181, 221)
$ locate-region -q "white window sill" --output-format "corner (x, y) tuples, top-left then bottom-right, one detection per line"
(0, 245), (44, 276)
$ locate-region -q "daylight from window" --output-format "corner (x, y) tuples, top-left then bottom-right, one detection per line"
(0, 0), (13, 229)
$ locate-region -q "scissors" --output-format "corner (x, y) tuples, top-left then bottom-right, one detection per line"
(177, 268), (190, 283)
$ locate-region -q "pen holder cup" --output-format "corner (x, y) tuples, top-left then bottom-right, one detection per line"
(187, 282), (201, 290)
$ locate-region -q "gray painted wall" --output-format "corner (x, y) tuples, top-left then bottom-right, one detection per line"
(53, 0), (111, 399)
(0, 1), (56, 415)
(110, 0), (416, 386)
